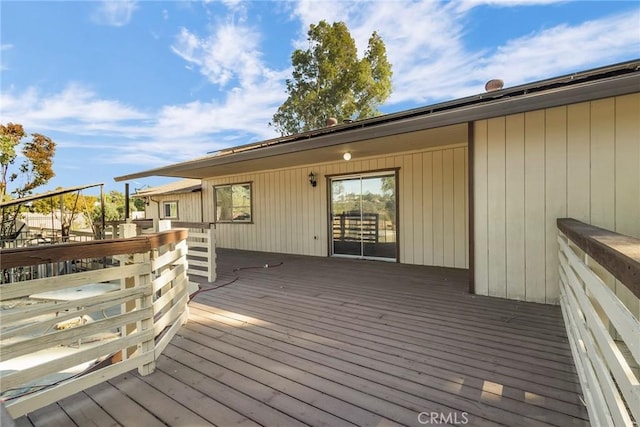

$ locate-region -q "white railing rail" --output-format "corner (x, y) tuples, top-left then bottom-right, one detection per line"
(557, 218), (639, 427)
(0, 228), (190, 418)
(170, 221), (216, 284)
(105, 219), (216, 285)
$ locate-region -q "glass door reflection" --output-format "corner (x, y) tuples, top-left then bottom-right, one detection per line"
(330, 172), (396, 261)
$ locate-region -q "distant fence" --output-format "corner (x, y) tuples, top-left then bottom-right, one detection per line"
(0, 229), (190, 418)
(557, 218), (639, 427)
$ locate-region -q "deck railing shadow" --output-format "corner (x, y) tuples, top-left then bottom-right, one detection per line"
(0, 228), (190, 418)
(557, 218), (640, 427)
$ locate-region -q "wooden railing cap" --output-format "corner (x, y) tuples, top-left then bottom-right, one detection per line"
(557, 218), (640, 298)
(0, 229), (188, 269)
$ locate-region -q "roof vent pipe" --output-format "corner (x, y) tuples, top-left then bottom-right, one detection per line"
(485, 79), (504, 92)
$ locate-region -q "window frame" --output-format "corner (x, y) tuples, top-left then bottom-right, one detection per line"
(213, 182), (253, 224)
(162, 200), (179, 219)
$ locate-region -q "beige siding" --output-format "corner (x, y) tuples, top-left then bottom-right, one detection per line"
(505, 113), (525, 300)
(203, 143), (468, 269)
(144, 192), (203, 222)
(474, 93), (640, 304)
(474, 120), (489, 296)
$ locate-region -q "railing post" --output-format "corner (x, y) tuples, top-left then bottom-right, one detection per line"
(158, 220), (172, 231)
(208, 224), (217, 283)
(116, 222), (155, 375)
(116, 223), (139, 361)
(137, 248), (155, 376)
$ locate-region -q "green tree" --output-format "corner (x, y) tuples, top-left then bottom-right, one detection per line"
(31, 190), (97, 239)
(92, 191), (127, 223)
(132, 197), (145, 212)
(270, 21), (392, 135)
(1, 122), (56, 241)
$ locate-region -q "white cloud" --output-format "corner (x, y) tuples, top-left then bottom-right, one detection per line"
(476, 11), (640, 88)
(171, 20), (275, 88)
(291, 1), (640, 105)
(3, 0), (639, 171)
(454, 0), (561, 13)
(91, 0), (137, 27)
(0, 80), (282, 167)
(0, 84), (148, 133)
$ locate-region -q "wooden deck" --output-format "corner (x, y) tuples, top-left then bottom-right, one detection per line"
(13, 249), (589, 426)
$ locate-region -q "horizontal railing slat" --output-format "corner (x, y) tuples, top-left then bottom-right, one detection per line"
(1, 226), (196, 418)
(1, 308), (153, 362)
(558, 224), (640, 427)
(0, 286), (149, 326)
(559, 274), (616, 427)
(1, 329), (154, 391)
(559, 246), (636, 425)
(559, 237), (640, 365)
(5, 350), (154, 418)
(0, 263), (148, 301)
(152, 260), (186, 294)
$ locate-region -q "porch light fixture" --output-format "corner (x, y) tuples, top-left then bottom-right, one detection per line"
(308, 171), (317, 187)
(343, 152), (352, 161)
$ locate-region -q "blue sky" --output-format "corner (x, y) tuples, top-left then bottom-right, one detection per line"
(1, 0), (639, 195)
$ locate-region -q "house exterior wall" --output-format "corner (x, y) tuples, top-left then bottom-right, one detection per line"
(474, 93), (640, 304)
(144, 192), (203, 222)
(202, 142), (469, 269)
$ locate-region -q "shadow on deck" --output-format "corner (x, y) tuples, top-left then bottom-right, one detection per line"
(15, 249), (589, 427)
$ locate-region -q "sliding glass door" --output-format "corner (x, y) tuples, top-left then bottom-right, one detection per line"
(330, 171), (397, 261)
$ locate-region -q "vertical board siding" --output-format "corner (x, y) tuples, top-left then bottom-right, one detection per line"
(566, 103), (591, 222)
(442, 149), (455, 267)
(145, 193), (202, 222)
(432, 151), (445, 266)
(453, 147), (466, 268)
(203, 144), (468, 270)
(474, 93), (640, 304)
(544, 107), (568, 304)
(487, 117), (507, 298)
(505, 114), (526, 300)
(614, 94), (640, 238)
(422, 152), (434, 266)
(474, 120), (489, 296)
(402, 154), (415, 264)
(412, 154), (424, 264)
(524, 110), (547, 303)
(614, 94), (640, 319)
(590, 99), (616, 231)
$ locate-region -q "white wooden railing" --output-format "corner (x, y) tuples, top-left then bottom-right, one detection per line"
(171, 221), (216, 284)
(0, 228), (190, 418)
(108, 219), (216, 285)
(557, 219), (639, 427)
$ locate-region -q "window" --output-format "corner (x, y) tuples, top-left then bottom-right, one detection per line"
(214, 183), (252, 223)
(162, 201), (178, 219)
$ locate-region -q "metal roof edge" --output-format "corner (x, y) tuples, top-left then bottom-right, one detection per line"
(0, 183), (104, 208)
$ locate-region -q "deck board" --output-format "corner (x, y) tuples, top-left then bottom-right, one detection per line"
(58, 393), (120, 427)
(13, 249), (589, 426)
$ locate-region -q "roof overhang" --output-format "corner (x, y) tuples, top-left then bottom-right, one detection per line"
(133, 179), (202, 197)
(114, 61), (640, 182)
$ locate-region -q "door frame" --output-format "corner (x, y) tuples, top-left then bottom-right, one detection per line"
(326, 168), (400, 262)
